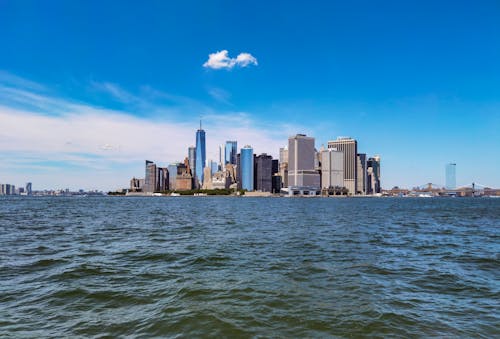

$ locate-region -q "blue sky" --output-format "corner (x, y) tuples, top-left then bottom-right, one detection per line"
(0, 0), (499, 190)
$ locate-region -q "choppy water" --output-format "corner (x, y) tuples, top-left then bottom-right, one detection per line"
(0, 196), (499, 337)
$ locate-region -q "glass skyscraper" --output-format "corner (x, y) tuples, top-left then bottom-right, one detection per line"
(240, 145), (254, 191)
(195, 125), (206, 186)
(445, 163), (456, 189)
(225, 141), (237, 165)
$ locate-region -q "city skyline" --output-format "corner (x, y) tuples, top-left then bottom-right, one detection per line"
(1, 1), (499, 191)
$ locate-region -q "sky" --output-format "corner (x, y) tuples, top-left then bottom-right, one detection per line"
(0, 0), (499, 191)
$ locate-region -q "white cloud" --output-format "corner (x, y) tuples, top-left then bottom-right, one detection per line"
(203, 50), (258, 70)
(0, 77), (296, 191)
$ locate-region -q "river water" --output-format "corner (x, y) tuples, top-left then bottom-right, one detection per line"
(1, 196), (499, 337)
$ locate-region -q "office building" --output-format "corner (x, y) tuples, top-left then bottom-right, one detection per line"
(176, 158), (193, 191)
(254, 153), (273, 192)
(272, 174), (282, 193)
(188, 146), (196, 177)
(446, 163), (456, 190)
(144, 160), (157, 193)
(225, 141), (237, 165)
(195, 122), (206, 187)
(156, 167), (169, 191)
(356, 153), (367, 195)
(367, 156), (381, 194)
(26, 182), (32, 195)
(321, 149), (344, 189)
(288, 134), (320, 191)
(327, 137), (358, 195)
(240, 145), (254, 191)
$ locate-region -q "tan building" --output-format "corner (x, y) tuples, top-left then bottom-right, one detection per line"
(327, 137), (358, 195)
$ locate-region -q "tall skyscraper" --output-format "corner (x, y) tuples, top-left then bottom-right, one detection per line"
(327, 137), (358, 195)
(366, 156), (381, 194)
(356, 153), (367, 195)
(195, 122), (206, 187)
(445, 163), (456, 189)
(144, 160), (157, 193)
(288, 134), (320, 188)
(255, 153), (273, 192)
(321, 149), (344, 189)
(218, 144), (224, 170)
(188, 146), (196, 177)
(225, 141), (237, 165)
(25, 182), (32, 195)
(240, 145), (254, 191)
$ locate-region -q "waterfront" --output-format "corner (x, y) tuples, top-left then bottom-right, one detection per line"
(1, 196), (499, 337)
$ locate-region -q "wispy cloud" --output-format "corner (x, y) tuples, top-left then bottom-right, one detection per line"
(203, 50), (258, 70)
(0, 73), (295, 190)
(208, 87), (232, 105)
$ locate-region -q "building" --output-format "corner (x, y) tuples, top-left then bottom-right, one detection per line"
(240, 145), (254, 191)
(202, 166), (213, 189)
(210, 160), (218, 175)
(195, 122), (206, 187)
(25, 182), (32, 195)
(188, 146), (196, 177)
(144, 160), (157, 193)
(225, 141), (237, 165)
(327, 137), (358, 195)
(367, 156), (381, 194)
(288, 134), (320, 193)
(272, 174), (282, 193)
(279, 147), (289, 188)
(176, 158), (193, 191)
(254, 153), (273, 192)
(156, 167), (169, 191)
(168, 163), (181, 190)
(356, 153), (367, 195)
(321, 149), (344, 189)
(446, 163), (456, 189)
(129, 177), (143, 192)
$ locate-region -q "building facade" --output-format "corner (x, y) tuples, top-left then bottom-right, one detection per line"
(356, 153), (367, 195)
(225, 141), (237, 165)
(254, 153), (273, 192)
(366, 156), (381, 194)
(188, 146), (196, 178)
(195, 125), (206, 187)
(321, 149), (344, 189)
(327, 137), (358, 195)
(144, 160), (157, 193)
(445, 163), (456, 189)
(288, 134), (320, 190)
(240, 145), (254, 191)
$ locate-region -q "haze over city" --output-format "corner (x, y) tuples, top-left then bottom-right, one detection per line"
(1, 1), (499, 191)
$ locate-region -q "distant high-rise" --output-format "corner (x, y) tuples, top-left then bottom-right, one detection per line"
(144, 160), (157, 193)
(188, 146), (196, 176)
(288, 134), (320, 189)
(225, 141), (237, 165)
(366, 156), (381, 194)
(445, 163), (456, 189)
(255, 153), (273, 192)
(25, 182), (32, 195)
(195, 122), (206, 187)
(321, 149), (344, 189)
(240, 145), (254, 191)
(356, 153), (367, 195)
(327, 137), (358, 195)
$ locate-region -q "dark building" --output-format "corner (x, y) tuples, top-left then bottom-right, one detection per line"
(156, 167), (169, 191)
(254, 153), (273, 192)
(144, 160), (156, 193)
(272, 159), (279, 175)
(272, 174), (282, 194)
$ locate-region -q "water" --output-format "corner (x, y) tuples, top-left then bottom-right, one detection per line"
(1, 196), (499, 337)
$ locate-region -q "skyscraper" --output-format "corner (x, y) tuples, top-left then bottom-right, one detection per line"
(288, 134), (320, 189)
(240, 145), (254, 191)
(195, 122), (206, 187)
(25, 182), (32, 195)
(321, 149), (344, 189)
(144, 160), (157, 193)
(188, 146), (196, 177)
(254, 153), (273, 192)
(225, 141), (237, 165)
(356, 153), (367, 195)
(446, 163), (456, 189)
(327, 137), (358, 195)
(366, 156), (381, 194)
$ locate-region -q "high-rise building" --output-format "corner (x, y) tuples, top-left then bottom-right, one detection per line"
(279, 147), (288, 164)
(225, 141), (237, 165)
(321, 149), (344, 189)
(327, 137), (358, 195)
(288, 134), (320, 189)
(356, 153), (367, 195)
(446, 163), (456, 189)
(218, 144), (224, 170)
(279, 147), (289, 188)
(25, 182), (32, 195)
(240, 145), (254, 191)
(144, 160), (157, 193)
(254, 153), (273, 192)
(195, 123), (206, 187)
(188, 146), (196, 177)
(366, 156), (381, 194)
(156, 167), (169, 191)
